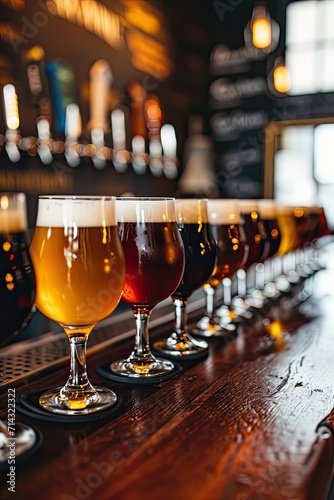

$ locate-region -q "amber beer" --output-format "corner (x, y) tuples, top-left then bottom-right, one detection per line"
(207, 201), (246, 289)
(276, 205), (300, 256)
(119, 221), (185, 310)
(30, 197), (125, 327)
(172, 199), (216, 300)
(0, 193), (35, 345)
(294, 205), (331, 246)
(257, 200), (282, 260)
(238, 200), (265, 269)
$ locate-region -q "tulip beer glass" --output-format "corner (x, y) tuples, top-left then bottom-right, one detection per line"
(110, 197), (185, 378)
(30, 196), (125, 415)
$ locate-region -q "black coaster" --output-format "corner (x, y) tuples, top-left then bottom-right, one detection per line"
(151, 346), (209, 362)
(16, 391), (123, 423)
(190, 325), (237, 342)
(0, 422), (43, 473)
(96, 360), (182, 384)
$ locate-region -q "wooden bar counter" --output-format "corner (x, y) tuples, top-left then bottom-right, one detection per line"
(1, 261), (334, 500)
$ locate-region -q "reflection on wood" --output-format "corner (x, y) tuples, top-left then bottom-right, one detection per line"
(1, 265), (334, 499)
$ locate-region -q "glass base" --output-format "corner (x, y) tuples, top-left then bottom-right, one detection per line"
(39, 386), (117, 415)
(153, 332), (208, 357)
(0, 421), (37, 463)
(190, 315), (237, 337)
(110, 357), (174, 378)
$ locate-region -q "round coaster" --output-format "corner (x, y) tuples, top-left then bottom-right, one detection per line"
(96, 360), (182, 384)
(151, 345), (209, 362)
(16, 392), (123, 423)
(189, 325), (237, 341)
(0, 422), (43, 473)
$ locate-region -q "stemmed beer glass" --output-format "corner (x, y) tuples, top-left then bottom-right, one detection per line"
(192, 199), (246, 337)
(0, 192), (36, 462)
(110, 197), (185, 378)
(153, 198), (217, 358)
(30, 196), (125, 415)
(0, 193), (35, 345)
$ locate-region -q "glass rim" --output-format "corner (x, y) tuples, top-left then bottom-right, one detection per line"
(116, 197), (175, 201)
(38, 195), (116, 200)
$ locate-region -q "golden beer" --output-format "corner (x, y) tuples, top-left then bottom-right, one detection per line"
(276, 205), (300, 255)
(30, 195), (125, 414)
(31, 225), (125, 326)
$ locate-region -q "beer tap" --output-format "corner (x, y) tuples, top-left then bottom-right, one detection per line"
(64, 103), (81, 168)
(24, 45), (53, 165)
(131, 135), (147, 175)
(44, 60), (77, 137)
(88, 60), (113, 171)
(37, 118), (53, 165)
(128, 83), (147, 175)
(145, 96), (163, 177)
(2, 84), (20, 163)
(161, 124), (178, 179)
(111, 108), (128, 173)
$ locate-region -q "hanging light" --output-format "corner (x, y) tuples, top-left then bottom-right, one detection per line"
(251, 5), (272, 49)
(267, 57), (292, 95)
(273, 57), (291, 93)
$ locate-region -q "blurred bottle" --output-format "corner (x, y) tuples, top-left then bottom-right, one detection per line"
(177, 115), (218, 198)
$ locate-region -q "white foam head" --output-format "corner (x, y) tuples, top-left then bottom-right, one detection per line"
(175, 199), (208, 223)
(0, 193), (27, 232)
(116, 197), (176, 223)
(35, 196), (117, 227)
(207, 199), (241, 224)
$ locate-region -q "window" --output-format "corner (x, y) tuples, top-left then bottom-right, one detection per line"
(286, 0), (334, 94)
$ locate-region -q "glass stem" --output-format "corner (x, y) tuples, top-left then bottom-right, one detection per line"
(68, 335), (90, 388)
(62, 326), (95, 402)
(204, 284), (217, 320)
(173, 298), (188, 341)
(130, 312), (153, 361)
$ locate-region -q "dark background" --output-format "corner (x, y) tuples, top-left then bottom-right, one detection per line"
(1, 0), (331, 218)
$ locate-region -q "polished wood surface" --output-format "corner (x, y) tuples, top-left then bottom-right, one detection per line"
(1, 266), (334, 500)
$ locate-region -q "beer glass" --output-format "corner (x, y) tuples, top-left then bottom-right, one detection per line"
(153, 199), (217, 357)
(230, 199), (265, 313)
(0, 192), (35, 345)
(242, 199), (281, 301)
(30, 196), (125, 415)
(193, 199), (246, 337)
(110, 197), (185, 377)
(275, 204), (300, 284)
(0, 192), (37, 463)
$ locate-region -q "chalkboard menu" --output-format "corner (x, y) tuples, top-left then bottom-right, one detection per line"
(208, 43), (273, 199)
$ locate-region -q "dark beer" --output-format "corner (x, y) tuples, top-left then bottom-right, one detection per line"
(119, 221), (185, 311)
(0, 193), (35, 345)
(257, 200), (282, 260)
(172, 222), (216, 300)
(238, 201), (266, 268)
(0, 231), (35, 345)
(208, 223), (246, 288)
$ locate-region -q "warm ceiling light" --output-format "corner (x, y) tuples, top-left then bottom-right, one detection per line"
(273, 64), (291, 93)
(252, 18), (271, 48)
(251, 5), (272, 49)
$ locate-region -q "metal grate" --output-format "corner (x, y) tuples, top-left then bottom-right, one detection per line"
(0, 333), (69, 383)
